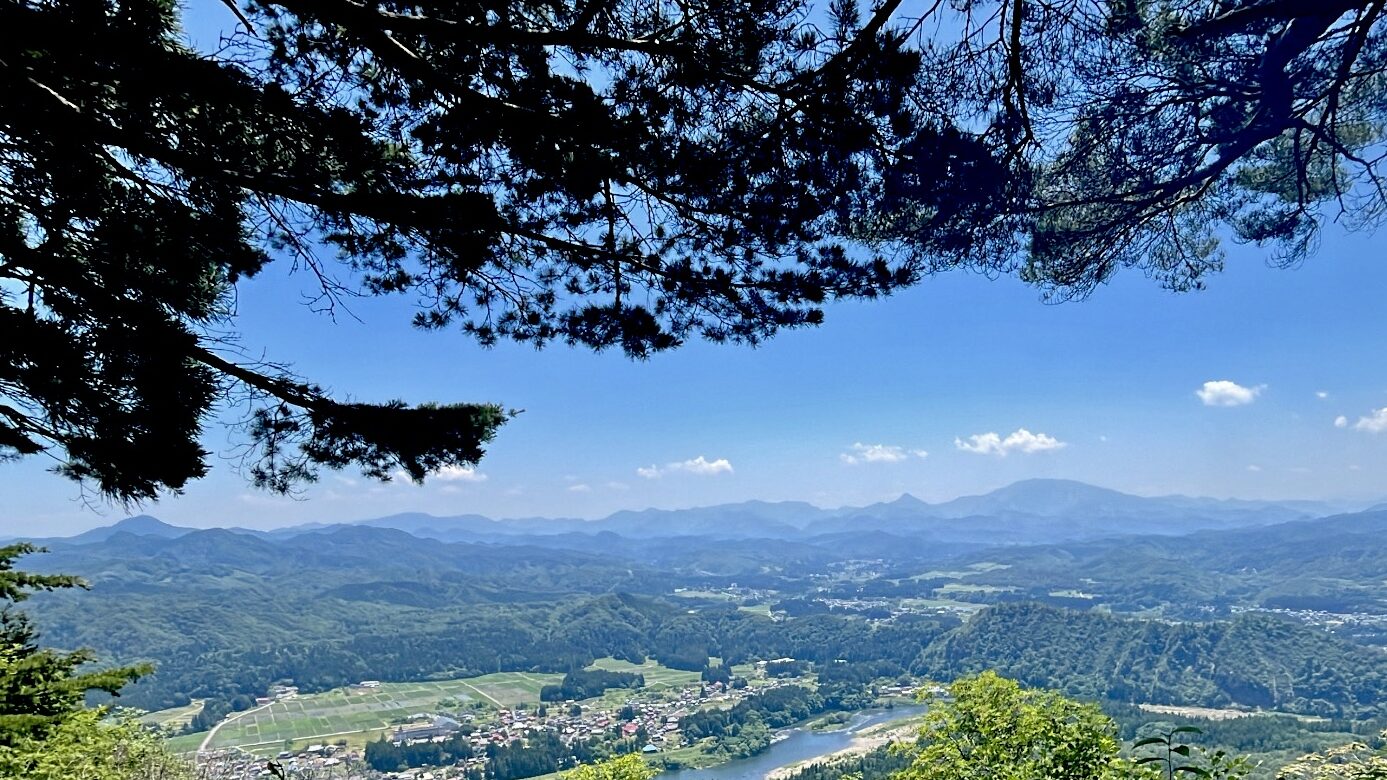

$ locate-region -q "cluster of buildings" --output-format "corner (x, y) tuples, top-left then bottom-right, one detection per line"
(391, 715), (464, 743)
(196, 672), (813, 780)
(387, 677), (768, 759)
(1233, 604), (1387, 643)
(255, 684), (302, 707)
(198, 743), (358, 780)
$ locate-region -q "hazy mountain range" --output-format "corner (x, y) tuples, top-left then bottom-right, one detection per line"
(20, 478), (1387, 718)
(20, 479), (1367, 550)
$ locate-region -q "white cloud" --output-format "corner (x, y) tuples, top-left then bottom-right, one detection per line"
(1316, 391), (1330, 400)
(1196, 380), (1264, 407)
(1335, 415), (1349, 428)
(605, 481), (631, 491)
(433, 465), (488, 482)
(636, 455), (734, 479)
(839, 443), (928, 465)
(1353, 408), (1387, 433)
(679, 456), (734, 475)
(955, 428), (1066, 456)
(567, 483), (592, 493)
(1246, 464), (1262, 472)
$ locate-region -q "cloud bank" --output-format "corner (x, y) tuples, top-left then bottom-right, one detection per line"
(637, 455), (734, 479)
(433, 465), (488, 482)
(1352, 408), (1387, 433)
(955, 428), (1066, 456)
(840, 443), (928, 465)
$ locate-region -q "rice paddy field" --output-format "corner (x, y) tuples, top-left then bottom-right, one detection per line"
(196, 670), (562, 756)
(180, 659), (709, 757)
(586, 658), (702, 690)
(137, 699), (205, 730)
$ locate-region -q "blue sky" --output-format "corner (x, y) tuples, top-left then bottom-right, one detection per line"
(4, 3), (1386, 535)
(7, 224), (1386, 535)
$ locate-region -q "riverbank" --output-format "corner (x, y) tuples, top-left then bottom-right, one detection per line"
(657, 706), (926, 780)
(762, 715), (921, 780)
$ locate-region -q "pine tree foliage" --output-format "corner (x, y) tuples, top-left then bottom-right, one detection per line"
(0, 544), (185, 780)
(901, 0), (1387, 294)
(0, 0), (966, 502)
(2, 0), (1384, 501)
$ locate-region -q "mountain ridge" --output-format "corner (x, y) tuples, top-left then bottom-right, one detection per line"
(26, 478), (1362, 548)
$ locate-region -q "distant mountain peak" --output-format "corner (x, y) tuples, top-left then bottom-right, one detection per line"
(112, 515), (181, 533)
(64, 515), (193, 545)
(890, 493), (929, 507)
(991, 478), (1125, 495)
(927, 478), (1135, 518)
(41, 478), (1334, 549)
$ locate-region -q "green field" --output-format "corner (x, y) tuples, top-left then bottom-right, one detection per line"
(965, 562), (1010, 573)
(911, 562), (1010, 581)
(165, 731), (209, 756)
(191, 660), (707, 757)
(670, 590), (738, 601)
(899, 597), (985, 612)
(934, 582), (1016, 595)
(202, 671), (562, 756)
(587, 658), (702, 690)
(138, 699), (205, 730)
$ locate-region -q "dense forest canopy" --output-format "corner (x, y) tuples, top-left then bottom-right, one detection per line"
(23, 520), (1387, 724)
(0, 544), (188, 779)
(15, 502), (1387, 777)
(2, 0), (1384, 504)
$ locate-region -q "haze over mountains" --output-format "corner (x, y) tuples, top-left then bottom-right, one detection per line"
(24, 478), (1361, 549)
(21, 476), (1387, 726)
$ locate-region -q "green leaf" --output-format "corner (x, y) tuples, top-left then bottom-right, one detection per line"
(1132, 737), (1167, 749)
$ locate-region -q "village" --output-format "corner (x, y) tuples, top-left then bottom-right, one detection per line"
(191, 661), (900, 780)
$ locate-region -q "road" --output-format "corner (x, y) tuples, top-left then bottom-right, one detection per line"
(198, 700), (274, 755)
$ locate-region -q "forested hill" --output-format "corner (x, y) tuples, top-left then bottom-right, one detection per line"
(1016, 509), (1387, 582)
(930, 509), (1387, 615)
(24, 502), (1387, 725)
(914, 603), (1387, 717)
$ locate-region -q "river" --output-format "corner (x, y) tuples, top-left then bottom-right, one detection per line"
(657, 705), (927, 780)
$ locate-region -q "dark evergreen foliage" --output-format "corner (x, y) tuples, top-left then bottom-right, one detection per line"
(365, 733), (474, 772)
(540, 669), (644, 702)
(914, 603), (1387, 718)
(0, 545), (146, 750)
(700, 664), (732, 686)
(6, 0), (1383, 503)
(680, 685), (828, 741)
(0, 0), (952, 503)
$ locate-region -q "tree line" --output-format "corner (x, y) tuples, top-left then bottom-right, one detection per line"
(542, 670), (645, 702)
